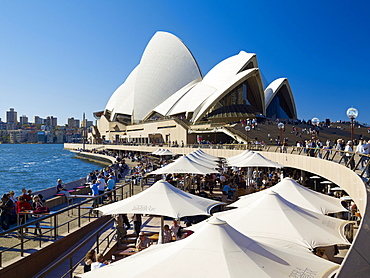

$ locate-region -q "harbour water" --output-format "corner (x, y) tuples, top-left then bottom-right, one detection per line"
(0, 144), (106, 195)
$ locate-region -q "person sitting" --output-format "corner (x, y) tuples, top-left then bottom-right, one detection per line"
(136, 231), (150, 251)
(91, 253), (107, 271)
(222, 184), (236, 201)
(163, 224), (172, 243)
(0, 194), (14, 230)
(56, 179), (71, 199)
(84, 249), (96, 272)
(170, 220), (181, 240)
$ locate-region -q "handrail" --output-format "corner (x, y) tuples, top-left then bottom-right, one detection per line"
(0, 182), (131, 267)
(36, 218), (115, 278)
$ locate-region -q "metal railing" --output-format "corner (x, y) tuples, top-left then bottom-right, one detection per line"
(272, 145), (370, 179)
(37, 218), (115, 278)
(0, 182), (132, 267)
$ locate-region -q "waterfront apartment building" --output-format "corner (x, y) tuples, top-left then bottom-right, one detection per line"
(19, 115), (28, 126)
(68, 117), (80, 128)
(6, 108), (17, 130)
(46, 116), (57, 127)
(34, 116), (44, 125)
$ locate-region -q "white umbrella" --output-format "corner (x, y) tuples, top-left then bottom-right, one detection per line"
(186, 153), (219, 169)
(151, 148), (163, 155)
(147, 155), (218, 175)
(226, 150), (254, 165)
(193, 149), (219, 161)
(229, 152), (284, 168)
(96, 180), (221, 219)
(157, 149), (175, 156)
(78, 217), (339, 278)
(194, 192), (350, 250)
(231, 178), (347, 214)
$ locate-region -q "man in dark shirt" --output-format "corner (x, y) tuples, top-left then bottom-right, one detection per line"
(1, 194), (14, 230)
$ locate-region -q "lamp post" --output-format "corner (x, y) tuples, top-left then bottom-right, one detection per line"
(245, 125), (251, 149)
(346, 107), (358, 142)
(277, 122), (284, 152)
(311, 117), (320, 140)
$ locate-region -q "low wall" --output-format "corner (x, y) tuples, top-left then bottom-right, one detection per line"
(0, 216), (110, 278)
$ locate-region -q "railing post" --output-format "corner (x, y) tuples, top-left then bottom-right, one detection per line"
(20, 228), (24, 257)
(78, 206), (81, 227)
(70, 256), (73, 278)
(96, 233), (100, 254)
(54, 214), (58, 240)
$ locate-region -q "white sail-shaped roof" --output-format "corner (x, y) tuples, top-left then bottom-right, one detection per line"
(105, 66), (138, 120)
(133, 32), (202, 121)
(264, 78), (297, 119)
(151, 51), (260, 119)
(192, 68), (265, 122)
(104, 31), (202, 122)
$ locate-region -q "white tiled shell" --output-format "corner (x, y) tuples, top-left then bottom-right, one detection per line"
(132, 32), (202, 121)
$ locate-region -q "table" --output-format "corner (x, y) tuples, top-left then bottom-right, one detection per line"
(116, 247), (138, 257)
(149, 233), (176, 242)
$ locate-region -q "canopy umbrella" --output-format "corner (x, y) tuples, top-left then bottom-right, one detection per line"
(97, 180), (222, 244)
(78, 217), (339, 278)
(97, 180), (221, 219)
(151, 148), (164, 155)
(193, 192), (350, 250)
(186, 153), (219, 169)
(192, 192), (350, 250)
(229, 152), (284, 168)
(226, 150), (254, 165)
(157, 149), (175, 156)
(147, 155), (218, 175)
(230, 177), (347, 214)
(193, 149), (219, 161)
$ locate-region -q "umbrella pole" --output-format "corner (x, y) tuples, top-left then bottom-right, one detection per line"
(158, 215), (164, 244)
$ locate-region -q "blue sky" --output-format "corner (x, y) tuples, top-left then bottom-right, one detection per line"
(1, 1), (369, 125)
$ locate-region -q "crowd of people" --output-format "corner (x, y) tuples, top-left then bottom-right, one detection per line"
(0, 188), (45, 233)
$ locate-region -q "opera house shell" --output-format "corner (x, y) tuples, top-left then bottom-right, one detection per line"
(94, 31), (297, 143)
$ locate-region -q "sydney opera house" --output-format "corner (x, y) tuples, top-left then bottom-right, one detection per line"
(93, 31), (297, 144)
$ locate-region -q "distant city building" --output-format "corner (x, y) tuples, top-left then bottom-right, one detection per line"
(27, 132), (38, 143)
(68, 117), (80, 128)
(9, 129), (30, 143)
(19, 115), (29, 126)
(55, 130), (65, 144)
(46, 132), (54, 143)
(45, 116), (57, 127)
(37, 131), (46, 143)
(6, 108), (18, 130)
(34, 116), (44, 125)
(0, 121), (6, 130)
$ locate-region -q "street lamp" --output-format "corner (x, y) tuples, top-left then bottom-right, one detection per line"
(277, 122), (284, 152)
(346, 107), (358, 142)
(311, 117), (320, 139)
(245, 125), (251, 149)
